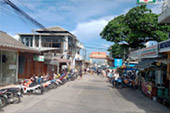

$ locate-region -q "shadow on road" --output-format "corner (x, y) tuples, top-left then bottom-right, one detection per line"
(109, 85), (170, 113)
(0, 108), (4, 112)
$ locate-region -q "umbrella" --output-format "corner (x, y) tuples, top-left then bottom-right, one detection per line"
(109, 67), (117, 69)
(120, 65), (130, 69)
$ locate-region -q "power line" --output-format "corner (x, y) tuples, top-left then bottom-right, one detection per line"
(85, 46), (108, 50)
(16, 0), (49, 26)
(3, 0), (46, 29)
(0, 5), (35, 30)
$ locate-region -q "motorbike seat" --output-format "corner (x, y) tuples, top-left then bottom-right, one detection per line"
(29, 82), (39, 87)
(0, 89), (7, 94)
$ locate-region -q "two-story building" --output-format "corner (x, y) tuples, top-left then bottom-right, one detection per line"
(16, 26), (84, 74)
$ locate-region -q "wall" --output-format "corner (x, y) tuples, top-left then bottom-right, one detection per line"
(18, 52), (47, 79)
(0, 50), (18, 85)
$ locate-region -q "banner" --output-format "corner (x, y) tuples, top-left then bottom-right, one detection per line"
(137, 0), (156, 4)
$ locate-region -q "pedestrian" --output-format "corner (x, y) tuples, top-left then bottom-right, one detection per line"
(79, 68), (83, 79)
(113, 70), (119, 87)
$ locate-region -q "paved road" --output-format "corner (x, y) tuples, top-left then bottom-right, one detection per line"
(1, 74), (170, 113)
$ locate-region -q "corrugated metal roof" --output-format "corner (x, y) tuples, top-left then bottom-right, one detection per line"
(0, 31), (38, 53)
(35, 26), (67, 32)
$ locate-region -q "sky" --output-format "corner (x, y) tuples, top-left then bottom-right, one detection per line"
(0, 0), (162, 56)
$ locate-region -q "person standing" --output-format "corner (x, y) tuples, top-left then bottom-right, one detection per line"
(114, 70), (119, 87)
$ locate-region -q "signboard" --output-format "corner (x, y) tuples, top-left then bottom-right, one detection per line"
(159, 39), (170, 53)
(140, 45), (158, 58)
(33, 55), (44, 62)
(129, 45), (158, 59)
(129, 50), (140, 60)
(137, 0), (156, 4)
(9, 64), (16, 69)
(114, 59), (123, 67)
(90, 52), (107, 59)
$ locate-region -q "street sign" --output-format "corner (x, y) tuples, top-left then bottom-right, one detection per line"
(33, 55), (44, 62)
(137, 0), (156, 4)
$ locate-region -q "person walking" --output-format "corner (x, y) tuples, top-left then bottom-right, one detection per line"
(113, 70), (120, 87)
(79, 68), (83, 79)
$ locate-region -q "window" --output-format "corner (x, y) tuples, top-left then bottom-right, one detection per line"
(18, 55), (25, 74)
(35, 37), (39, 47)
(41, 37), (62, 48)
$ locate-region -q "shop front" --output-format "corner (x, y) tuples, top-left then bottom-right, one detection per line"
(0, 50), (18, 85)
(159, 39), (170, 97)
(0, 31), (39, 85)
(130, 45), (168, 99)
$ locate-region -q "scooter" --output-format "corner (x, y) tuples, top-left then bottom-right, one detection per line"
(0, 88), (22, 108)
(111, 77), (123, 89)
(18, 79), (44, 95)
(122, 77), (133, 87)
(0, 90), (8, 108)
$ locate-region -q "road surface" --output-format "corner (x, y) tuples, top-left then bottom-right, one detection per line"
(1, 74), (170, 113)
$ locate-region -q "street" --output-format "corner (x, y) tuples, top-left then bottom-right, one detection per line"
(0, 74), (169, 113)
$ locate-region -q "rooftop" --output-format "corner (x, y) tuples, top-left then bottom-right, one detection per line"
(0, 31), (38, 53)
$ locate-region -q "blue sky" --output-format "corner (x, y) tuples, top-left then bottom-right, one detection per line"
(0, 0), (161, 56)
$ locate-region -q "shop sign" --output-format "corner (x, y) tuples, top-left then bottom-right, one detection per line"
(9, 64), (16, 69)
(114, 59), (123, 67)
(137, 0), (156, 4)
(129, 50), (140, 60)
(33, 55), (44, 62)
(140, 45), (158, 58)
(159, 40), (170, 52)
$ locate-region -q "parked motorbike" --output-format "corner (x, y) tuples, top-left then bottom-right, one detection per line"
(18, 79), (44, 95)
(0, 90), (7, 108)
(122, 77), (133, 87)
(0, 88), (22, 108)
(111, 77), (123, 89)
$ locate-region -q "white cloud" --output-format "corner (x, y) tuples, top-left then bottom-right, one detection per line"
(150, 4), (162, 14)
(72, 15), (116, 40)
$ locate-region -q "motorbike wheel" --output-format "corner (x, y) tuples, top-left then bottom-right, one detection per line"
(12, 95), (21, 104)
(117, 84), (123, 89)
(0, 97), (7, 108)
(36, 88), (44, 95)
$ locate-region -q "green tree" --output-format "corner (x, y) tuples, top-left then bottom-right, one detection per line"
(100, 5), (170, 49)
(108, 44), (128, 58)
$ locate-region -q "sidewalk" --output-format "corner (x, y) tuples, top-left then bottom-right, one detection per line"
(0, 84), (18, 90)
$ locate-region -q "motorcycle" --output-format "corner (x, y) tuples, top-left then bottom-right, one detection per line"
(122, 76), (133, 87)
(0, 90), (7, 108)
(111, 77), (123, 89)
(0, 88), (22, 108)
(18, 79), (44, 95)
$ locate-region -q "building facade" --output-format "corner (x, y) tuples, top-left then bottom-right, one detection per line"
(158, 0), (170, 96)
(0, 31), (37, 85)
(16, 26), (84, 73)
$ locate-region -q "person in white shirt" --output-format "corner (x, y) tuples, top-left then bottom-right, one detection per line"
(113, 70), (119, 87)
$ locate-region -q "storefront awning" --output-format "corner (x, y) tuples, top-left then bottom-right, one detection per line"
(44, 58), (70, 66)
(157, 58), (170, 64)
(55, 58), (71, 63)
(44, 60), (59, 66)
(135, 58), (157, 69)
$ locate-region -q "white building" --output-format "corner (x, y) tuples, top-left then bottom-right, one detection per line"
(16, 26), (84, 72)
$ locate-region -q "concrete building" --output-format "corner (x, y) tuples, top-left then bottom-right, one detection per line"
(0, 31), (37, 85)
(16, 26), (84, 73)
